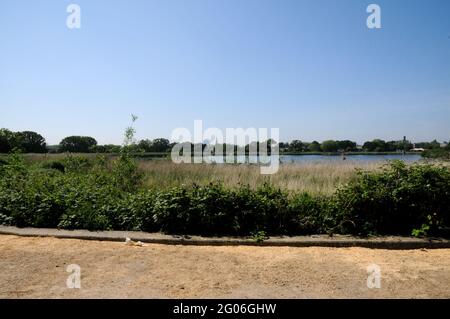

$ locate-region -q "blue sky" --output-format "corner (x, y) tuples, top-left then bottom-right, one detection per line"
(1, 0), (449, 145)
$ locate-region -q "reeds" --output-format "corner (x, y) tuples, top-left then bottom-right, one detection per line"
(139, 160), (382, 195)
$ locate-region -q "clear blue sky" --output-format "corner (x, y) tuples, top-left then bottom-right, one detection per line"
(1, 0), (449, 145)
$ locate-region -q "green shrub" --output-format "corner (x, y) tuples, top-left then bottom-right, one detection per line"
(250, 230), (268, 243)
(245, 184), (290, 235)
(62, 155), (92, 173)
(288, 193), (333, 234)
(40, 160), (65, 172)
(332, 161), (450, 236)
(107, 191), (156, 231)
(111, 155), (143, 192)
(150, 183), (327, 236)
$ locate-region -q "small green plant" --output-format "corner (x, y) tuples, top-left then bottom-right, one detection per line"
(412, 213), (442, 237)
(122, 114), (138, 154)
(111, 114), (143, 192)
(250, 230), (268, 243)
(411, 224), (430, 238)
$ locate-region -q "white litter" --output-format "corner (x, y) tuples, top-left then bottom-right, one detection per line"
(125, 237), (145, 247)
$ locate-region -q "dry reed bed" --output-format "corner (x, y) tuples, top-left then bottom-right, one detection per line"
(139, 160), (383, 195)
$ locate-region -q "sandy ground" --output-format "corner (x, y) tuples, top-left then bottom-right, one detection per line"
(0, 235), (449, 299)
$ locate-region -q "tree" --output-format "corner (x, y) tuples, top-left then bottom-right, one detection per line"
(138, 139), (152, 152)
(362, 141), (374, 152)
(59, 136), (97, 153)
(363, 139), (386, 152)
(398, 140), (413, 152)
(16, 131), (47, 153)
(429, 140), (441, 149)
(321, 140), (338, 152)
(151, 138), (170, 152)
(307, 141), (321, 152)
(138, 138), (171, 152)
(384, 140), (413, 152)
(415, 140), (439, 150)
(385, 141), (399, 152)
(0, 129), (17, 153)
(290, 140), (306, 152)
(336, 140), (357, 152)
(279, 142), (289, 151)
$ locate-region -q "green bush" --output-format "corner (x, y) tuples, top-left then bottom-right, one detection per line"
(288, 193), (333, 234)
(40, 160), (66, 172)
(332, 161), (450, 236)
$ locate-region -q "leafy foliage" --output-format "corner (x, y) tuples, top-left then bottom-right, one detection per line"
(332, 161), (450, 236)
(16, 131), (47, 153)
(59, 136), (98, 153)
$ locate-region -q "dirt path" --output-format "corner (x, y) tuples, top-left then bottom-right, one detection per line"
(0, 235), (449, 298)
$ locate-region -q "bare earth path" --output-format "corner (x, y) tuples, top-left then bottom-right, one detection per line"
(0, 235), (449, 298)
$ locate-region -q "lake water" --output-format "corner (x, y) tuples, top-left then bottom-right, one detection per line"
(280, 154), (422, 164)
(197, 154), (422, 164)
(200, 154), (422, 164)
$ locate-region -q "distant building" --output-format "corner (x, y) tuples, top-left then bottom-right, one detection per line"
(410, 148), (425, 152)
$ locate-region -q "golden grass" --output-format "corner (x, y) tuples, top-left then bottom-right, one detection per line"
(139, 160), (382, 195)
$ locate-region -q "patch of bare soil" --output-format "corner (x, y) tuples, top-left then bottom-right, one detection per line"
(0, 235), (449, 298)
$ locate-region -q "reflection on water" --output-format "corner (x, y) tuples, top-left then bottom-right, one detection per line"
(280, 154), (422, 164)
(202, 154), (422, 164)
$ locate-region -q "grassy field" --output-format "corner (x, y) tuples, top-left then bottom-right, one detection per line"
(139, 160), (381, 195)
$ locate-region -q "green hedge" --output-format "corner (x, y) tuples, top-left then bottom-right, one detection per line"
(0, 154), (449, 237)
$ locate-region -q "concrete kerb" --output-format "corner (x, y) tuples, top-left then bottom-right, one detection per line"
(1, 226), (450, 249)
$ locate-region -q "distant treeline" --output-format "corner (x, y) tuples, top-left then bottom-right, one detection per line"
(281, 139), (447, 153)
(1, 128), (448, 154)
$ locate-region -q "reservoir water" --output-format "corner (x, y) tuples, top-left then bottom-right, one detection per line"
(280, 154), (422, 164)
(201, 154), (422, 164)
